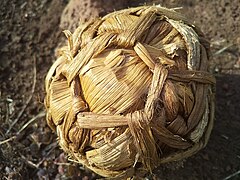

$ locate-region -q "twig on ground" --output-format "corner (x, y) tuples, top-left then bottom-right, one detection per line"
(214, 44), (233, 55)
(42, 142), (58, 157)
(6, 57), (37, 134)
(21, 141), (58, 169)
(0, 111), (45, 145)
(0, 136), (16, 145)
(223, 169), (240, 180)
(20, 154), (45, 169)
(17, 111), (45, 134)
(54, 162), (72, 166)
(5, 99), (10, 125)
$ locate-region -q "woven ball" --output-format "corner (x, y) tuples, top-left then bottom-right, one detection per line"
(45, 6), (215, 178)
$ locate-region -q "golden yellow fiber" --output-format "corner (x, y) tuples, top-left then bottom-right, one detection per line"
(45, 6), (215, 179)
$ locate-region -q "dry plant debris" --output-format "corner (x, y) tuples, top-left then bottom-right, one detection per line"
(45, 5), (216, 179)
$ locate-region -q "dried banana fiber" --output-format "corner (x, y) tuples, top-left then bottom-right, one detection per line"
(45, 6), (216, 179)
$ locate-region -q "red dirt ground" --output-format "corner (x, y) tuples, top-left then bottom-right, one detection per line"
(0, 0), (239, 179)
